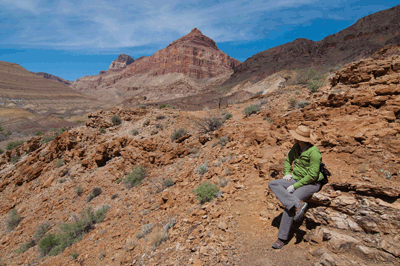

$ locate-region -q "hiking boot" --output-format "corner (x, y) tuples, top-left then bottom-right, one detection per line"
(294, 201), (308, 222)
(272, 238), (286, 249)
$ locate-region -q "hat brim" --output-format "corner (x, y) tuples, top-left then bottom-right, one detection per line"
(290, 130), (316, 144)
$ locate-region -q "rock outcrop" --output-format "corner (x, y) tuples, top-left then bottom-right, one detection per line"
(34, 72), (73, 86)
(108, 54), (134, 70)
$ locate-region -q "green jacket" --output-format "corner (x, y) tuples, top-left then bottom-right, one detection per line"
(284, 143), (324, 189)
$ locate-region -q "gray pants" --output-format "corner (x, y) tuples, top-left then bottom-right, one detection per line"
(268, 179), (320, 240)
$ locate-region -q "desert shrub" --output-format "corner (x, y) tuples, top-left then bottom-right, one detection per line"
(218, 136), (229, 147)
(307, 79), (324, 93)
(143, 119), (150, 127)
(86, 187), (102, 202)
(243, 104), (261, 116)
(35, 131), (43, 136)
(16, 239), (36, 254)
(55, 159), (64, 168)
(218, 178), (228, 188)
(170, 128), (187, 141)
(149, 227), (168, 248)
(71, 251), (78, 259)
(0, 125), (2, 131)
(159, 104), (174, 109)
(75, 185), (83, 196)
(193, 182), (219, 204)
(10, 155), (20, 164)
(6, 140), (23, 150)
(41, 135), (54, 144)
(131, 129), (139, 136)
(136, 223), (153, 239)
(264, 117), (273, 124)
(38, 206), (109, 256)
(196, 116), (223, 133)
(224, 113), (233, 120)
(111, 115), (122, 125)
(139, 104), (146, 109)
(123, 166), (147, 188)
(289, 98), (297, 108)
(33, 222), (52, 241)
(99, 127), (106, 134)
(297, 100), (310, 108)
(4, 131), (12, 137)
(196, 163), (208, 176)
(6, 209), (23, 231)
(162, 178), (174, 189)
(0, 148), (3, 154)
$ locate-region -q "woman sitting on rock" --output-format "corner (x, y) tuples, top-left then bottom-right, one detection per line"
(268, 125), (324, 249)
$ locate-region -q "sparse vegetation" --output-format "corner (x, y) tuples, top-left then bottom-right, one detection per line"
(159, 104), (174, 109)
(218, 178), (228, 188)
(16, 239), (36, 254)
(170, 128), (187, 141)
(86, 187), (102, 202)
(131, 129), (139, 136)
(75, 185), (83, 196)
(243, 104), (261, 116)
(6, 140), (23, 150)
(123, 166), (147, 188)
(35, 131), (43, 136)
(0, 148), (3, 154)
(196, 116), (223, 133)
(6, 209), (23, 231)
(139, 104), (147, 109)
(224, 113), (233, 120)
(55, 159), (64, 168)
(33, 222), (52, 241)
(306, 69), (325, 93)
(38, 206), (109, 256)
(71, 251), (78, 259)
(111, 115), (122, 125)
(297, 100), (310, 108)
(289, 98), (297, 108)
(10, 155), (20, 164)
(41, 127), (67, 144)
(196, 163), (208, 176)
(100, 127), (106, 134)
(218, 136), (229, 147)
(193, 182), (219, 204)
(136, 223), (153, 239)
(162, 178), (174, 189)
(149, 227), (168, 248)
(4, 131), (12, 137)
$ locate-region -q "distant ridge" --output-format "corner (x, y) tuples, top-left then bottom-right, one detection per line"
(34, 72), (73, 86)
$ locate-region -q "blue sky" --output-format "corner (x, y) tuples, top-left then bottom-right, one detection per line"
(0, 0), (399, 81)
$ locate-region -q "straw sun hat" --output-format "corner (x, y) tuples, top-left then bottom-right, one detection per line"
(289, 125), (317, 144)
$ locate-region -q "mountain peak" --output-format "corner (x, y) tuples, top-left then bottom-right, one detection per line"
(168, 28), (218, 49)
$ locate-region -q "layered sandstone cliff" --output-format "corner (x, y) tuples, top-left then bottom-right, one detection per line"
(71, 28), (241, 104)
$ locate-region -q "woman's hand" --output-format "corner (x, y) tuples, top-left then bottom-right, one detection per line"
(287, 185), (295, 193)
(283, 174), (292, 181)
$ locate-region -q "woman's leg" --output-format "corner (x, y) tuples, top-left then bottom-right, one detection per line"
(277, 182), (321, 241)
(268, 179), (298, 210)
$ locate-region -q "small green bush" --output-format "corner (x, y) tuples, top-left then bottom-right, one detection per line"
(4, 131), (12, 137)
(71, 251), (78, 259)
(243, 104), (261, 116)
(123, 166), (147, 188)
(6, 140), (23, 150)
(289, 98), (297, 108)
(136, 223), (153, 239)
(55, 159), (64, 168)
(170, 128), (187, 141)
(196, 163), (208, 176)
(139, 104), (147, 109)
(0, 148), (3, 154)
(193, 182), (219, 204)
(0, 125), (2, 131)
(35, 131), (43, 136)
(159, 104), (174, 109)
(10, 155), (20, 164)
(41, 135), (55, 144)
(297, 100), (310, 108)
(196, 117), (223, 133)
(224, 113), (233, 120)
(38, 206), (109, 257)
(131, 129), (139, 136)
(100, 127), (106, 134)
(86, 187), (102, 202)
(16, 239), (35, 254)
(33, 222), (52, 241)
(219, 136), (229, 147)
(162, 178), (174, 189)
(111, 115), (122, 125)
(75, 185), (83, 196)
(6, 209), (23, 231)
(307, 79), (324, 93)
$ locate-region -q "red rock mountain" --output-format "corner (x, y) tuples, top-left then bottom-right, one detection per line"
(71, 28), (241, 104)
(224, 5), (400, 88)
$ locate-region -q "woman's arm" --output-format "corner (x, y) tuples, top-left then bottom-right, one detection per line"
(293, 149), (321, 189)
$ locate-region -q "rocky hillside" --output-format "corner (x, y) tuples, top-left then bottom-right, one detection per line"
(0, 53), (399, 265)
(224, 5), (400, 89)
(0, 61), (103, 136)
(71, 28), (241, 105)
(34, 72), (73, 86)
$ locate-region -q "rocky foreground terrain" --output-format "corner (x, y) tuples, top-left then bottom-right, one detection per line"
(0, 52), (399, 265)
